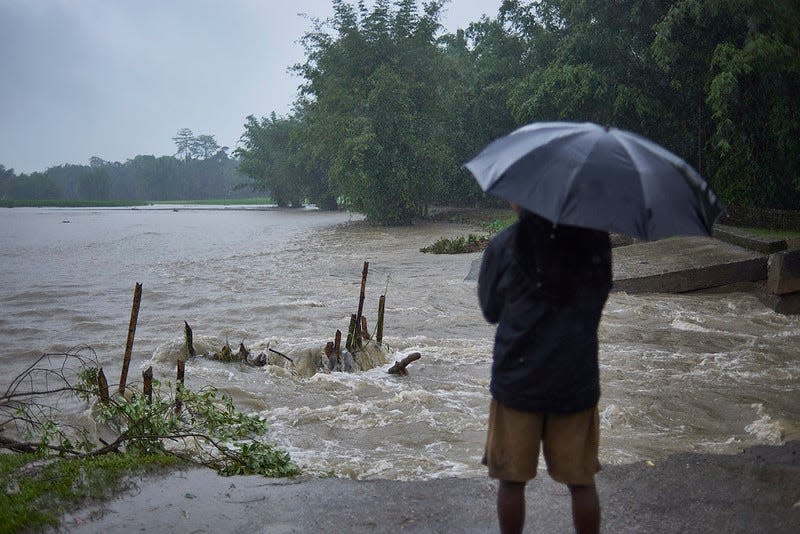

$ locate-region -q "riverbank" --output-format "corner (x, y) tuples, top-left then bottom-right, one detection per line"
(60, 440), (800, 533)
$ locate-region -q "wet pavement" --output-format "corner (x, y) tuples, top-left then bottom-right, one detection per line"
(61, 441), (800, 533)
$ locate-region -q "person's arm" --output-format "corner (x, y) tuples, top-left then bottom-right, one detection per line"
(478, 236), (506, 324)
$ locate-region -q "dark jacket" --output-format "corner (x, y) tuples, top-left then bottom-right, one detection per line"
(478, 212), (612, 413)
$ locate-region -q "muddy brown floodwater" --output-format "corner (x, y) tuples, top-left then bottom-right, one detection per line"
(1, 206), (798, 479)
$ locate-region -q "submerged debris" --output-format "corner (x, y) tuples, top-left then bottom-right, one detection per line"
(177, 260), (420, 378)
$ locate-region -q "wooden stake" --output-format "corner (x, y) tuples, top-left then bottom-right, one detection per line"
(175, 359), (185, 413)
(142, 366), (153, 404)
(119, 282), (143, 395)
(184, 321), (196, 357)
(355, 261), (369, 344)
(334, 329), (342, 362)
(97, 367), (110, 403)
(325, 342), (336, 369)
(345, 314), (357, 351)
(376, 295), (386, 344)
(360, 316), (370, 340)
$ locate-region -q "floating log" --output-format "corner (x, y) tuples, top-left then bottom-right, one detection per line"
(376, 295), (386, 344)
(97, 367), (110, 403)
(119, 282), (142, 394)
(387, 352), (421, 376)
(143, 366), (153, 404)
(184, 321), (196, 357)
(355, 261), (369, 345)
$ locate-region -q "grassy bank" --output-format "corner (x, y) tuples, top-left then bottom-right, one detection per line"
(421, 208), (517, 254)
(150, 197), (274, 205)
(0, 451), (184, 533)
(0, 197), (275, 208)
(739, 226), (800, 240)
(0, 200), (149, 208)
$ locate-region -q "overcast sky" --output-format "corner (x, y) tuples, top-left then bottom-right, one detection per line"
(0, 0), (501, 174)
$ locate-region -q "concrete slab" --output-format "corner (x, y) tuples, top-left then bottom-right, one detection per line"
(612, 237), (767, 294)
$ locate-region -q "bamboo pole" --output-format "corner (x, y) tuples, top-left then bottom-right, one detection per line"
(97, 368), (110, 403)
(119, 282), (143, 395)
(376, 295), (386, 344)
(142, 366), (153, 404)
(184, 321), (196, 357)
(355, 261), (369, 345)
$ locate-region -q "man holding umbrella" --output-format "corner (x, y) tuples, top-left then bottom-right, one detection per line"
(467, 122), (723, 533)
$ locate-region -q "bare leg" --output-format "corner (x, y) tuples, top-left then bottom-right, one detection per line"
(497, 480), (526, 534)
(568, 483), (600, 534)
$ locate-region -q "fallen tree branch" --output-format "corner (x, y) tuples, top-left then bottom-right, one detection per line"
(387, 352), (421, 375)
(268, 347), (294, 364)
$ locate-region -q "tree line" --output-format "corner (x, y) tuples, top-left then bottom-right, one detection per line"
(0, 130), (251, 203)
(235, 0), (799, 224)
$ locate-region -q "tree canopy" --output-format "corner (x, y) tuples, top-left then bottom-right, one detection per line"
(234, 0), (798, 223)
(1, 130), (250, 202)
(5, 1), (797, 215)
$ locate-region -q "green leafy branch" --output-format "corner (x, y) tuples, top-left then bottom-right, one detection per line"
(0, 349), (299, 478)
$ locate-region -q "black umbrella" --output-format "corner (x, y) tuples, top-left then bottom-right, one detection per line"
(464, 121), (724, 241)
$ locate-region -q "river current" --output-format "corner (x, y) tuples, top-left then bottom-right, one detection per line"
(1, 206), (798, 479)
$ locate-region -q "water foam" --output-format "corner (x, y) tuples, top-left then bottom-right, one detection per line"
(744, 403), (784, 444)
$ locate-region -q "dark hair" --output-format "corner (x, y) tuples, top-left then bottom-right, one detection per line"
(514, 210), (612, 299)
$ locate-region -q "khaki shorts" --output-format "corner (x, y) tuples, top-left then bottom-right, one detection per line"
(483, 399), (600, 485)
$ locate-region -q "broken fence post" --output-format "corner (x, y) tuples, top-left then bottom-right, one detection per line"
(360, 316), (370, 340)
(143, 366), (153, 404)
(184, 321), (196, 357)
(325, 342), (336, 369)
(376, 295), (386, 345)
(355, 261), (369, 345)
(334, 329), (342, 363)
(97, 367), (110, 404)
(345, 314), (357, 351)
(119, 282), (143, 395)
(175, 359), (185, 414)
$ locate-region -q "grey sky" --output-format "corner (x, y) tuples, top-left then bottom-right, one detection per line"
(0, 0), (500, 174)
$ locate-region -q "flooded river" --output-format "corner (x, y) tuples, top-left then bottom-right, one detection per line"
(1, 206), (798, 479)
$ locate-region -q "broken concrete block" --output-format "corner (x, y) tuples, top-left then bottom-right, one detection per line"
(767, 249), (800, 295)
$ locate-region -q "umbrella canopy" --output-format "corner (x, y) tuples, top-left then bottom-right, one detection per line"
(464, 121), (724, 241)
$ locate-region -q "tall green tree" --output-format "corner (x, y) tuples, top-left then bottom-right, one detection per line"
(236, 113), (305, 207)
(77, 168), (111, 201)
(172, 128), (196, 161)
(295, 0), (453, 224)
